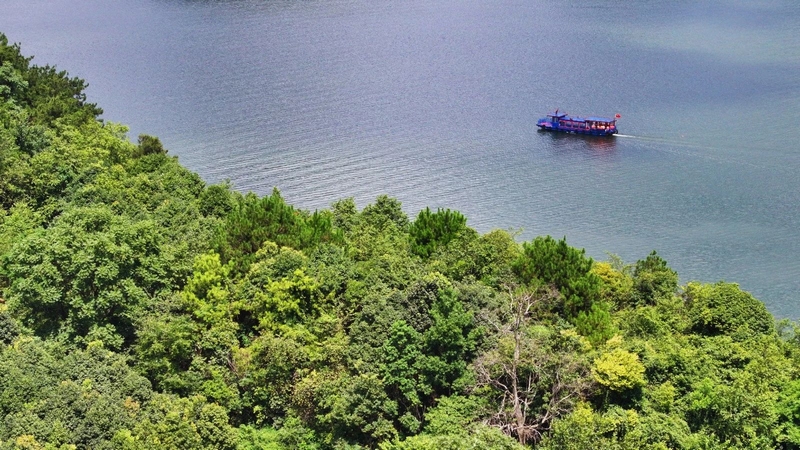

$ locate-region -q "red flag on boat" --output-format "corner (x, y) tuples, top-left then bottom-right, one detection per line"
(615, 113), (621, 119)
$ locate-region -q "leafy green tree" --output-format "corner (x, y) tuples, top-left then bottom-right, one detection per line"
(471, 229), (521, 287)
(361, 195), (408, 231)
(1, 34), (101, 127)
(536, 403), (655, 450)
(684, 375), (778, 448)
(512, 236), (612, 342)
(592, 348), (646, 393)
(778, 379), (800, 447)
(2, 119), (134, 213)
(512, 236), (598, 317)
(237, 420), (321, 450)
(0, 60), (28, 102)
(3, 206), (176, 347)
(378, 424), (524, 450)
(592, 260), (634, 308)
(330, 197), (358, 235)
(379, 278), (477, 431)
(294, 371), (399, 446)
(685, 281), (774, 337)
(120, 394), (239, 450)
(213, 189), (340, 276)
(573, 301), (614, 345)
(237, 333), (310, 425)
(199, 182), (235, 218)
(420, 285), (477, 395)
(632, 251), (678, 305)
(425, 228), (519, 287)
(134, 134), (166, 157)
(0, 305), (21, 345)
(408, 207), (468, 259)
(134, 305), (198, 394)
(0, 202), (42, 260)
(0, 338), (155, 449)
(380, 320), (427, 420)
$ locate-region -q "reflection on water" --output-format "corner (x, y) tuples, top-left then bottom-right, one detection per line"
(540, 131), (618, 154)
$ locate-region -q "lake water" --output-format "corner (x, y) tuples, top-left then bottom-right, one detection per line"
(3, 0), (800, 317)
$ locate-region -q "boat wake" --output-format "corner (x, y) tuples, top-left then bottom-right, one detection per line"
(610, 133), (786, 172)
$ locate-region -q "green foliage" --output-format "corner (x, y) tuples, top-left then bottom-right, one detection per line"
(238, 333), (309, 424)
(237, 422), (321, 450)
(379, 280), (477, 429)
(421, 284), (477, 392)
(512, 236), (599, 318)
(134, 134), (166, 157)
(133, 306), (198, 394)
(593, 348), (646, 392)
(214, 189), (341, 276)
(684, 375), (778, 448)
(426, 228), (519, 286)
(378, 424), (524, 450)
(124, 394), (239, 450)
(0, 202), (42, 259)
(632, 251), (678, 305)
(537, 403), (657, 450)
(199, 182), (235, 218)
(422, 395), (483, 435)
(592, 260), (634, 308)
(0, 305), (21, 345)
(3, 206), (176, 347)
(686, 281), (775, 337)
(380, 320), (427, 414)
(380, 289), (477, 422)
(513, 236), (612, 342)
(408, 207), (468, 259)
(294, 371), (398, 446)
(361, 195), (408, 231)
(574, 301), (614, 345)
(778, 379), (800, 447)
(0, 338), (153, 449)
(0, 34), (102, 127)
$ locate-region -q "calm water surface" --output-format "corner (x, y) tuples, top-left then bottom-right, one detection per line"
(3, 0), (800, 316)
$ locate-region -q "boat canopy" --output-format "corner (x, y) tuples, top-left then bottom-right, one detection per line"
(548, 112), (615, 124)
(585, 116), (616, 123)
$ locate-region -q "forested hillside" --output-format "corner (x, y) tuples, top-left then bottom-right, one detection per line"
(2, 34), (800, 449)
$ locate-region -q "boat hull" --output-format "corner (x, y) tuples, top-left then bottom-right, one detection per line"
(537, 123), (617, 136)
(536, 112), (618, 136)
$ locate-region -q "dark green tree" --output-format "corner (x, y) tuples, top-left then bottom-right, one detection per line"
(361, 195), (409, 231)
(1, 34), (101, 127)
(3, 206), (175, 347)
(135, 134), (166, 157)
(632, 251), (679, 305)
(408, 207), (468, 259)
(199, 182), (235, 218)
(512, 236), (611, 342)
(213, 189), (340, 276)
(380, 280), (477, 432)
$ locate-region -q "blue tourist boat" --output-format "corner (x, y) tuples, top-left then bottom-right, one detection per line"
(537, 110), (619, 136)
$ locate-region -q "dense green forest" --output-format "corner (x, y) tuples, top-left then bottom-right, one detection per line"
(2, 33), (800, 449)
